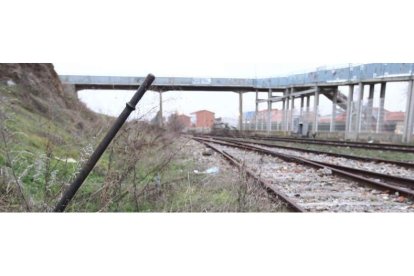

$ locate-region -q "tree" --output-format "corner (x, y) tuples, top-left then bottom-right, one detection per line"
(167, 112), (185, 132)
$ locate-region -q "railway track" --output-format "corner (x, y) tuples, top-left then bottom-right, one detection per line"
(204, 135), (414, 169)
(194, 139), (305, 212)
(207, 134), (414, 153)
(193, 136), (414, 212)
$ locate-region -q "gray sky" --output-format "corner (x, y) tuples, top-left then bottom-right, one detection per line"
(45, 0), (412, 120)
(2, 0), (410, 121)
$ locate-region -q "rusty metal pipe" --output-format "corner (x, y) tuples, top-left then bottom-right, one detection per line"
(54, 74), (155, 212)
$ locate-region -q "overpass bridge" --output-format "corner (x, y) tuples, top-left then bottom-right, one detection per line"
(59, 63), (414, 143)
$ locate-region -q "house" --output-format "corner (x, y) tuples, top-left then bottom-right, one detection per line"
(191, 110), (215, 128)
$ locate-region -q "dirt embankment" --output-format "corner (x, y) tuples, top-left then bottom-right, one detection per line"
(0, 64), (64, 97)
(0, 63), (98, 128)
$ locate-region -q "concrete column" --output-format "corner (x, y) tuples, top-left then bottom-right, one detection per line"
(267, 89), (272, 132)
(288, 88), (295, 132)
(159, 92), (163, 127)
(305, 96), (311, 135)
(330, 89), (338, 132)
(239, 92), (243, 131)
(285, 89), (290, 131)
(356, 83), (364, 133)
(376, 83), (386, 133)
(313, 86), (319, 133)
(345, 85), (354, 134)
(255, 91), (259, 131)
(300, 96), (304, 118)
(282, 99), (286, 132)
(403, 80), (414, 143)
(290, 95), (295, 132)
(306, 96), (311, 113)
(367, 84), (375, 132)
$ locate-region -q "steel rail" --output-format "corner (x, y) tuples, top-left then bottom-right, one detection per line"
(249, 135), (414, 149)
(205, 134), (414, 153)
(193, 138), (305, 212)
(204, 135), (414, 169)
(246, 136), (414, 153)
(309, 161), (414, 188)
(194, 137), (414, 199)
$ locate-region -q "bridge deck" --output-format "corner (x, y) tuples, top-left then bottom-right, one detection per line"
(59, 63), (414, 92)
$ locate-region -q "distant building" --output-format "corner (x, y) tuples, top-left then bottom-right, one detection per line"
(176, 114), (191, 128)
(191, 110), (215, 128)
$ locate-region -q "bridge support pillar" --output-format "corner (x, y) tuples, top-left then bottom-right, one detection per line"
(288, 87), (295, 133)
(330, 88), (337, 132)
(367, 84), (375, 132)
(290, 96), (295, 133)
(306, 95), (310, 136)
(376, 83), (386, 133)
(255, 91), (259, 131)
(239, 92), (243, 131)
(300, 96), (304, 118)
(285, 89), (290, 132)
(345, 85), (354, 137)
(299, 96), (304, 135)
(403, 80), (414, 143)
(159, 92), (163, 127)
(356, 83), (365, 133)
(313, 86), (319, 134)
(282, 98), (286, 132)
(267, 89), (272, 133)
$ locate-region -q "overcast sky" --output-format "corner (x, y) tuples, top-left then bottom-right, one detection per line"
(2, 0), (412, 120)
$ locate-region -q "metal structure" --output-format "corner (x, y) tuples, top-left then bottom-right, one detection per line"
(59, 63), (414, 143)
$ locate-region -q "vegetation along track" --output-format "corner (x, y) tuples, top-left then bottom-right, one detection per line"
(192, 136), (414, 212)
(201, 135), (414, 169)
(208, 134), (414, 153)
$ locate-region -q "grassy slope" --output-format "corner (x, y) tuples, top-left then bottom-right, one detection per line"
(0, 84), (108, 210)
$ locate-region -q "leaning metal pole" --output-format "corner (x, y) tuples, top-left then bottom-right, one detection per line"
(54, 74), (155, 212)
